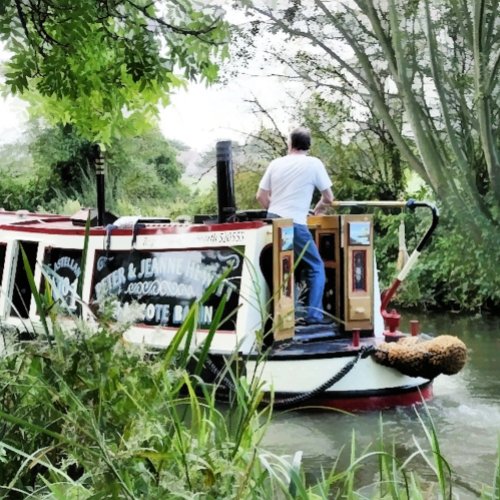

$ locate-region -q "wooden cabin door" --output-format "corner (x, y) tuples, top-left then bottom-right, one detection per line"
(272, 219), (295, 341)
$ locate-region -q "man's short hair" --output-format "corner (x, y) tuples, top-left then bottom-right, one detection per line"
(290, 127), (311, 151)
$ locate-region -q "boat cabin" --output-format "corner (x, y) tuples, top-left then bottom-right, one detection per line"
(0, 205), (381, 353)
(0, 141), (382, 356)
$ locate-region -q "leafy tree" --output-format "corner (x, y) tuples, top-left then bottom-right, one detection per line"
(154, 152), (183, 185)
(299, 94), (407, 200)
(29, 122), (97, 195)
(234, 0), (500, 312)
(107, 127), (189, 206)
(0, 139), (33, 177)
(0, 0), (229, 144)
(237, 0), (500, 234)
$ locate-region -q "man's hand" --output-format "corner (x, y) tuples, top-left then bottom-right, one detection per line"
(256, 188), (271, 209)
(313, 188), (334, 215)
(314, 204), (328, 215)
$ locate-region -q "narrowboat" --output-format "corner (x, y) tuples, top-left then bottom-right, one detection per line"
(0, 141), (466, 411)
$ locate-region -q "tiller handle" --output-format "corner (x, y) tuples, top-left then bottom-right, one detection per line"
(380, 200), (439, 336)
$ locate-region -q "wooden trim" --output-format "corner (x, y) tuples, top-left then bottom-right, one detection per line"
(272, 219), (295, 341)
(343, 215), (374, 331)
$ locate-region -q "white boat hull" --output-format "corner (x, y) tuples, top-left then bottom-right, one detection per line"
(244, 347), (432, 410)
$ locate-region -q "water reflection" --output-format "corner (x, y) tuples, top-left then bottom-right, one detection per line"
(262, 313), (500, 496)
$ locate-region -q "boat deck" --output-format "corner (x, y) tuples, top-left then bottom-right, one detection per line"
(253, 323), (380, 360)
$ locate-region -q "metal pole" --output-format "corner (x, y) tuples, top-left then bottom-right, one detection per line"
(95, 146), (105, 227)
(331, 200), (408, 208)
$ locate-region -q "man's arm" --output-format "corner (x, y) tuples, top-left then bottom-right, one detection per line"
(313, 187), (334, 215)
(256, 188), (271, 209)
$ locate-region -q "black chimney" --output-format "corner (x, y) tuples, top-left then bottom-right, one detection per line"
(216, 140), (236, 223)
(93, 144), (105, 227)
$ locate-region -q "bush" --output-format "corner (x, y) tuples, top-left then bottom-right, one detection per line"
(375, 207), (500, 312)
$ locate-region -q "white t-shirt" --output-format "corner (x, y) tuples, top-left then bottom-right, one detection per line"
(259, 153), (332, 225)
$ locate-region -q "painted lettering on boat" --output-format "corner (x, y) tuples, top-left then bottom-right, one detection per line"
(113, 301), (214, 326)
(196, 230), (245, 245)
(43, 249), (83, 314)
(91, 248), (243, 329)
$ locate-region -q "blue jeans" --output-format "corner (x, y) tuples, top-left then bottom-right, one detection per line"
(293, 223), (326, 322)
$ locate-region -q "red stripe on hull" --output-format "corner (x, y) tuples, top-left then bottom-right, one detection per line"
(0, 220), (266, 236)
(274, 382), (433, 412)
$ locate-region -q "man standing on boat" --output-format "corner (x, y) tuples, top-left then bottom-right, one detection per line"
(256, 127), (334, 326)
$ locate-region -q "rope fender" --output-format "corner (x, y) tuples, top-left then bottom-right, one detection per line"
(372, 334), (467, 379)
(206, 345), (377, 409)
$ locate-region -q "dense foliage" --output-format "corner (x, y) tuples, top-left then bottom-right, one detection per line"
(377, 208), (500, 312)
(0, 306), (498, 497)
(0, 121), (190, 214)
(232, 0), (500, 312)
(0, 324), (273, 497)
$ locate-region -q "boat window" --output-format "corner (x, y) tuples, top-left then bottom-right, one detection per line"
(90, 247), (244, 331)
(259, 245), (273, 293)
(11, 241), (38, 319)
(0, 243), (6, 289)
(319, 233), (336, 260)
(42, 248), (83, 315)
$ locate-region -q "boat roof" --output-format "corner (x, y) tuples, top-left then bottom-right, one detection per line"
(0, 209), (267, 236)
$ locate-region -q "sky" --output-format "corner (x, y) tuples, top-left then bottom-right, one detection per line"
(0, 44), (296, 155)
(0, 94), (29, 144)
(0, 68), (296, 154)
(159, 74), (293, 152)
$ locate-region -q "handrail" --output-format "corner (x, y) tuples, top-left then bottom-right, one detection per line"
(380, 199), (439, 319)
(405, 199), (439, 252)
(331, 200), (408, 208)
(331, 198), (439, 254)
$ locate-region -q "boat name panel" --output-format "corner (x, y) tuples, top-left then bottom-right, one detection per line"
(195, 230), (245, 246)
(91, 247), (244, 329)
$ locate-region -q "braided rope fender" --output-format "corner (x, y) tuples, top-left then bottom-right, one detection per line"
(373, 335), (467, 379)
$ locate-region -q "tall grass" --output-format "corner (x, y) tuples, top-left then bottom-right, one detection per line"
(0, 260), (498, 498)
(0, 309), (278, 498)
(0, 260), (304, 498)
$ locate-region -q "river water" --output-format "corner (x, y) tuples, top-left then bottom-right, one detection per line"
(262, 313), (500, 498)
